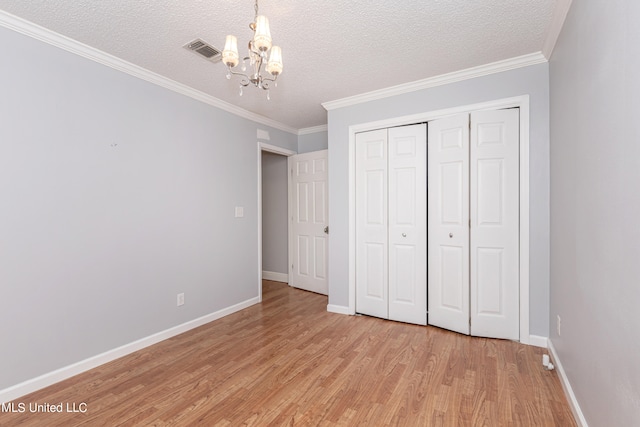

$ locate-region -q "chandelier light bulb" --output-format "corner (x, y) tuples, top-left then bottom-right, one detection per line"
(266, 46), (283, 76)
(253, 16), (272, 51)
(222, 35), (239, 67)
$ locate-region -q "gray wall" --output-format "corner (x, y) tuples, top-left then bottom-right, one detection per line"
(298, 131), (328, 154)
(327, 63), (550, 337)
(549, 1), (640, 425)
(0, 25), (296, 390)
(261, 151), (289, 275)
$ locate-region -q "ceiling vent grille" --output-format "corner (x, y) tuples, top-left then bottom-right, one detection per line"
(184, 39), (221, 62)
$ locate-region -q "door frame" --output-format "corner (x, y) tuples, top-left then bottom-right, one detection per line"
(257, 142), (296, 301)
(347, 95), (534, 344)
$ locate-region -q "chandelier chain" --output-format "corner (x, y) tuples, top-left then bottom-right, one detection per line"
(254, 0), (259, 21)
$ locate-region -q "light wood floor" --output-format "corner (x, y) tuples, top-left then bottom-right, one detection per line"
(1, 280), (576, 426)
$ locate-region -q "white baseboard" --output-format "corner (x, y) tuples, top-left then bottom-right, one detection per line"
(527, 334), (549, 348)
(548, 340), (589, 427)
(0, 296), (260, 404)
(262, 271), (288, 283)
(327, 304), (352, 315)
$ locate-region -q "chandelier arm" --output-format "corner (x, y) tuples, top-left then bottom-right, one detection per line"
(259, 73), (280, 90)
(226, 67), (252, 86)
(261, 74), (278, 84)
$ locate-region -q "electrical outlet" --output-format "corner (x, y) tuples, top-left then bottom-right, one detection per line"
(177, 293), (185, 307)
(557, 315), (561, 337)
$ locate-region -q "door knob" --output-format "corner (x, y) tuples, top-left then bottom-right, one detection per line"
(402, 233), (407, 237)
(449, 233), (453, 238)
(324, 226), (329, 234)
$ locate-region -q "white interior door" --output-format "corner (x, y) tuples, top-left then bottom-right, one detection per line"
(388, 124), (427, 325)
(428, 114), (470, 335)
(470, 109), (519, 339)
(289, 150), (328, 295)
(355, 129), (388, 319)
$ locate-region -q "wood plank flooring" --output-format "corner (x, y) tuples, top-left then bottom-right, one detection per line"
(1, 281), (576, 426)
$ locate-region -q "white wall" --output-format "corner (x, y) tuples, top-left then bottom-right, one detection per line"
(327, 63), (551, 337)
(0, 25), (296, 391)
(549, 1), (640, 425)
(261, 151), (288, 275)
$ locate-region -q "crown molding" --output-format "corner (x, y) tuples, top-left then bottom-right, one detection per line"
(298, 124), (328, 135)
(322, 52), (548, 111)
(542, 0), (573, 59)
(0, 10), (297, 135)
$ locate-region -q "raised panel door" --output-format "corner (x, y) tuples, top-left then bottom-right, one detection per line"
(428, 114), (471, 335)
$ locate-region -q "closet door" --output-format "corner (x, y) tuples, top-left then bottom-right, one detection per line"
(428, 114), (470, 335)
(470, 109), (519, 340)
(388, 124), (427, 325)
(355, 129), (389, 319)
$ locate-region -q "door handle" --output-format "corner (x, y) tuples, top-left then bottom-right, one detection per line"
(324, 226), (329, 234)
(449, 233), (453, 238)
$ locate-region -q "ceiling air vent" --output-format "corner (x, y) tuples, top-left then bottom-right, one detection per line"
(184, 39), (221, 62)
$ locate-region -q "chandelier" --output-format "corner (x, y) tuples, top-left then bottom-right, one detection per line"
(222, 0), (283, 99)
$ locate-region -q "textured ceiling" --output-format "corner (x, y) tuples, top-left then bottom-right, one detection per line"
(0, 0), (557, 131)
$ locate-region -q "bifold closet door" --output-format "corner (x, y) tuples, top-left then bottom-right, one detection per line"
(355, 124), (427, 325)
(470, 109), (519, 340)
(355, 129), (389, 319)
(388, 125), (427, 325)
(428, 109), (519, 340)
(427, 114), (471, 335)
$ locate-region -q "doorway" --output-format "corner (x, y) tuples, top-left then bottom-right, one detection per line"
(258, 142), (295, 301)
(261, 151), (290, 283)
(257, 143), (329, 300)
